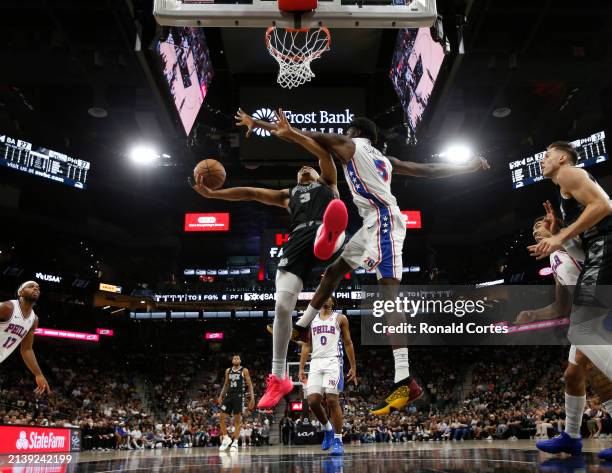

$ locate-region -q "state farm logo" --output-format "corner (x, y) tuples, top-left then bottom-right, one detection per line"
(15, 430), (66, 450)
(198, 216), (216, 224)
(16, 431), (28, 449)
(252, 108), (276, 137)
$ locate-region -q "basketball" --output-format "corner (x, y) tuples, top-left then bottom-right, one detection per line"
(194, 159), (226, 190)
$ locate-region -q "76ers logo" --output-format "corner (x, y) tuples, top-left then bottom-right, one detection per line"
(374, 159), (389, 182)
(364, 257), (376, 269)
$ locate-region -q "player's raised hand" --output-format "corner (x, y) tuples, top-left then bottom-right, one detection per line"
(188, 176), (214, 198)
(468, 156), (491, 171)
(34, 374), (51, 396)
(543, 200), (559, 234)
(528, 234), (563, 260)
(270, 109), (294, 142)
(235, 108), (255, 137)
(346, 367), (358, 385)
(515, 310), (536, 324)
(298, 368), (308, 385)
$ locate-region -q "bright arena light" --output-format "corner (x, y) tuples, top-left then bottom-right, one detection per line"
(438, 144), (474, 164)
(129, 145), (160, 165)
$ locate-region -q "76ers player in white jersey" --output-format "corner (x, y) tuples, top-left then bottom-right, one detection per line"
(263, 110), (489, 415)
(0, 281), (51, 395)
(516, 212), (584, 325)
(299, 297), (356, 456)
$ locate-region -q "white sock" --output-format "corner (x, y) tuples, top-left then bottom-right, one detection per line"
(297, 304), (319, 328)
(393, 348), (410, 383)
(604, 399), (612, 414)
(564, 393), (586, 438)
(324, 421), (333, 431)
(334, 434), (343, 440)
(271, 290), (298, 378)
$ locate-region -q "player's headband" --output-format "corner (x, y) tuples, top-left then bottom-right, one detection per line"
(17, 281), (37, 294)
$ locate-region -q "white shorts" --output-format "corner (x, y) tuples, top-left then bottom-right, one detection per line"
(307, 357), (344, 395)
(341, 209), (406, 280)
(568, 344), (612, 377)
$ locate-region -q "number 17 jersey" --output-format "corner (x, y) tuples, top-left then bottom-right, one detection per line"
(0, 301), (36, 363)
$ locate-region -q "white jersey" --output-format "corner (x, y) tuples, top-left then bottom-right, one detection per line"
(343, 138), (399, 219)
(310, 312), (343, 360)
(0, 300), (36, 363)
(550, 249), (583, 287)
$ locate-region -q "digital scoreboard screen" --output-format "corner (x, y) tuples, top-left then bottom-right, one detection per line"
(509, 131), (608, 189)
(390, 28), (446, 137)
(156, 27), (214, 136)
(0, 134), (90, 189)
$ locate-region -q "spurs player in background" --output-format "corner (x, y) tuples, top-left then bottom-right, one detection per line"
(0, 281), (51, 395)
(299, 297), (356, 456)
(196, 111), (347, 409)
(522, 208), (612, 458)
(217, 355), (255, 452)
(239, 108), (489, 415)
(527, 142), (612, 459)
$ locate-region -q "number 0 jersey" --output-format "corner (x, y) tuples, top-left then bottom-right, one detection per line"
(310, 312), (343, 360)
(0, 300), (36, 363)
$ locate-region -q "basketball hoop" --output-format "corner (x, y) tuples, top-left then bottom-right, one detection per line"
(265, 26), (331, 89)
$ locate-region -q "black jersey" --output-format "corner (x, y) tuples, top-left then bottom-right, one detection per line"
(288, 182), (335, 232)
(226, 366), (245, 397)
(559, 172), (612, 243)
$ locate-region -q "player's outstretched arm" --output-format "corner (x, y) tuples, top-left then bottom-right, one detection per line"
(235, 108), (276, 137)
(554, 167), (612, 240)
(272, 108), (351, 167)
(514, 279), (572, 324)
(0, 301), (12, 322)
(20, 317), (51, 395)
(298, 340), (311, 385)
(242, 368), (256, 411)
(191, 178), (290, 208)
(297, 129), (355, 164)
(237, 107), (354, 161)
(339, 315), (357, 385)
(271, 109), (339, 195)
(389, 156), (490, 178)
(529, 167), (612, 258)
(218, 368), (230, 405)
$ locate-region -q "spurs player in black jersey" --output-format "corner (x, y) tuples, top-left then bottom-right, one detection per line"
(192, 112), (347, 409)
(528, 141), (612, 458)
(217, 355), (255, 452)
(0, 281), (51, 395)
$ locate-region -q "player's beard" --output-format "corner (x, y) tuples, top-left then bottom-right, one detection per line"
(21, 294), (38, 304)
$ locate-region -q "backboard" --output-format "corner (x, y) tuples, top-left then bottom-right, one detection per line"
(153, 0), (437, 29)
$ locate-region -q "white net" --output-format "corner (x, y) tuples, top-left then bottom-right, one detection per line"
(265, 27), (331, 89)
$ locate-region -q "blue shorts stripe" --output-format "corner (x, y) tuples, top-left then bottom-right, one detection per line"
(346, 160), (395, 278)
